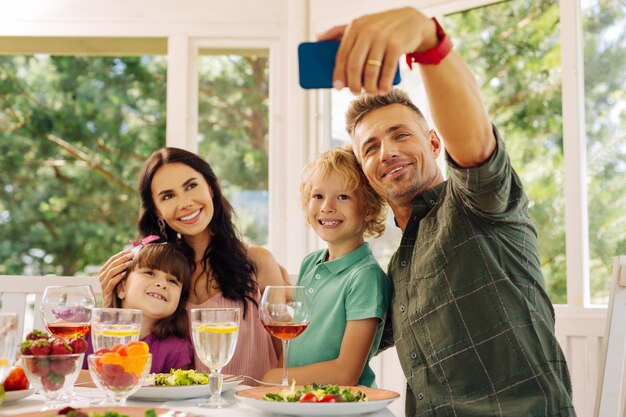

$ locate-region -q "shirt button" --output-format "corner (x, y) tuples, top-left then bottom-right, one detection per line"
(308, 288), (314, 294)
(400, 305), (406, 313)
(418, 392), (424, 400)
(429, 199), (435, 206)
(315, 274), (321, 280)
(411, 352), (417, 359)
(400, 260), (407, 267)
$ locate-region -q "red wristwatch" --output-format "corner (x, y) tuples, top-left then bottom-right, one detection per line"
(406, 17), (453, 69)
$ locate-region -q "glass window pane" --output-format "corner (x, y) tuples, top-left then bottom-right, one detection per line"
(197, 53), (269, 246)
(582, 0), (626, 304)
(0, 54), (167, 276)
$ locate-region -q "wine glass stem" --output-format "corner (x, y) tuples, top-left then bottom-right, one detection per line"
(209, 371), (223, 399)
(281, 339), (289, 386)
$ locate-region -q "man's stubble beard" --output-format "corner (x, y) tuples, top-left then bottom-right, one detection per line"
(379, 174), (424, 208)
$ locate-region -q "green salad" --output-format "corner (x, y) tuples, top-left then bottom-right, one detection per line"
(262, 382), (367, 403)
(145, 369), (209, 386)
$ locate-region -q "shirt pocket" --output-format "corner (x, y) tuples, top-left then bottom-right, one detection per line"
(411, 216), (451, 281)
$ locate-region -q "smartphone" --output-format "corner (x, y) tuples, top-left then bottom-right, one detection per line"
(298, 40), (401, 89)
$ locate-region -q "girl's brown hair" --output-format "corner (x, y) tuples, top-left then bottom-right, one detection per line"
(113, 243), (192, 339)
(300, 144), (386, 238)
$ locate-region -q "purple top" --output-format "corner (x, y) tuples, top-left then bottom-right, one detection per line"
(83, 331), (194, 373)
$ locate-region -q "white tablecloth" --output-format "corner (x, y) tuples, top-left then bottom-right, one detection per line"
(1, 386), (398, 416)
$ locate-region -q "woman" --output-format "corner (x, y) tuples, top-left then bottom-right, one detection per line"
(98, 147), (286, 382)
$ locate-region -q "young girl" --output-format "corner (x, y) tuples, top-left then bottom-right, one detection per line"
(85, 239), (194, 373)
(98, 147), (286, 382)
(262, 145), (391, 387)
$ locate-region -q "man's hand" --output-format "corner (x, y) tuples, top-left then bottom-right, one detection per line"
(318, 7), (437, 95)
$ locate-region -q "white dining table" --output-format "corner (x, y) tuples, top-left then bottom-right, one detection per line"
(1, 386), (398, 417)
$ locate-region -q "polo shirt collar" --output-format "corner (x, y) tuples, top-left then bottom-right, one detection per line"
(314, 242), (372, 275)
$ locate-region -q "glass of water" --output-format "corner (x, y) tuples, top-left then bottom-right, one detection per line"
(191, 308), (240, 408)
(91, 308), (141, 351)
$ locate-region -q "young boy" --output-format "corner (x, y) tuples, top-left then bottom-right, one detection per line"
(262, 145), (391, 387)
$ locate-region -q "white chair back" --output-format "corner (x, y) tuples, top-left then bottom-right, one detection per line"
(595, 255), (626, 417)
(0, 275), (101, 339)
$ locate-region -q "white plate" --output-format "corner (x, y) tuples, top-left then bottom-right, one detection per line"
(130, 377), (243, 400)
(235, 385), (400, 416)
(3, 388), (35, 404)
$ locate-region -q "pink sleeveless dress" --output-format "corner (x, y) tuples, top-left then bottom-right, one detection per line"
(186, 289), (278, 384)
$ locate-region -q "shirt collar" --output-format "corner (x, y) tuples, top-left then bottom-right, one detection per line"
(314, 242), (373, 275)
(393, 181), (447, 228)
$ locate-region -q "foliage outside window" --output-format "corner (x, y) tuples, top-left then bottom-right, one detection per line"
(0, 55), (167, 276)
(197, 54), (270, 246)
(582, 0), (626, 304)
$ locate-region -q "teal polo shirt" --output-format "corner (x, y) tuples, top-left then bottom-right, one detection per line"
(288, 242), (391, 387)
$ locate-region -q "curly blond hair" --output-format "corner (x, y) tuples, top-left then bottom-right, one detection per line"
(300, 145), (386, 238)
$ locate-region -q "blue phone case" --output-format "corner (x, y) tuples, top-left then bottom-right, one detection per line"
(298, 40), (401, 89)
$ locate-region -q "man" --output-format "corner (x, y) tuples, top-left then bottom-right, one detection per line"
(319, 6), (575, 417)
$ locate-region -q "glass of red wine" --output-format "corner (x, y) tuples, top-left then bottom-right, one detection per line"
(260, 286), (311, 386)
(41, 285), (97, 340)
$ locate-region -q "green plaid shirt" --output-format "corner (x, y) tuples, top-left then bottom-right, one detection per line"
(384, 127), (575, 417)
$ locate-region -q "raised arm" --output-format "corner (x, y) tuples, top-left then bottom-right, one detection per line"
(319, 7), (495, 168)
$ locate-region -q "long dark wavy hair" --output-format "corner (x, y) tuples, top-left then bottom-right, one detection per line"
(137, 147), (258, 318)
(113, 242), (192, 339)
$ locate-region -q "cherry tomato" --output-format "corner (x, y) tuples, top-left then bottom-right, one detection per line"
(299, 392), (318, 402)
(318, 394), (337, 403)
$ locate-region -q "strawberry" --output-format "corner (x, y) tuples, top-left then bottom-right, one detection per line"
(111, 371), (137, 389)
(30, 339), (52, 355)
(50, 338), (73, 355)
(50, 357), (76, 376)
(25, 329), (49, 341)
(20, 340), (33, 355)
(69, 337), (88, 354)
(41, 373), (65, 391)
(27, 357), (50, 377)
(94, 348), (111, 356)
(3, 366), (30, 391)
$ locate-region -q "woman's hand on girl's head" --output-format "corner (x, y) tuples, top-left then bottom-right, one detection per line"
(98, 248), (133, 307)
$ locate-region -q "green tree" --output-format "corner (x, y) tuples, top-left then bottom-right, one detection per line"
(197, 55), (270, 245)
(0, 56), (167, 275)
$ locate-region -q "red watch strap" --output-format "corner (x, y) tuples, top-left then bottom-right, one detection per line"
(406, 17), (453, 68)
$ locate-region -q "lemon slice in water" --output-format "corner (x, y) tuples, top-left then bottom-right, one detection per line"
(96, 329), (140, 337)
(197, 324), (238, 334)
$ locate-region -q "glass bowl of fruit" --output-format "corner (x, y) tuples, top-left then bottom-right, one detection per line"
(21, 353), (84, 408)
(87, 341), (152, 405)
(19, 330), (88, 409)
